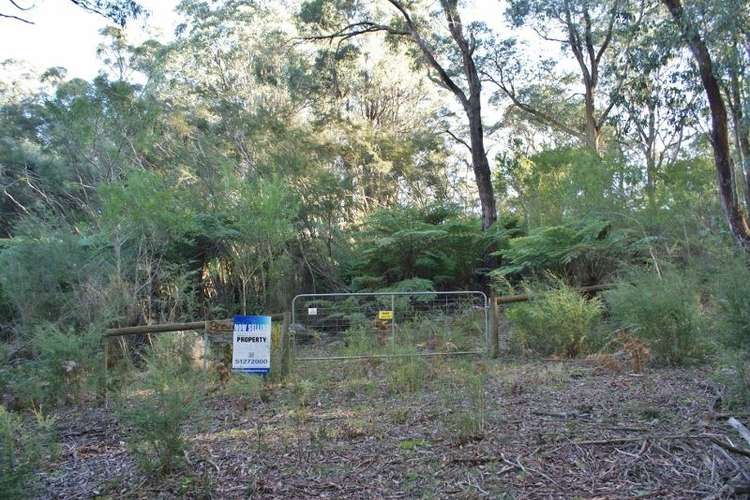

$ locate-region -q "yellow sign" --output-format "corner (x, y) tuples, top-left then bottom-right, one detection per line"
(378, 310), (393, 320)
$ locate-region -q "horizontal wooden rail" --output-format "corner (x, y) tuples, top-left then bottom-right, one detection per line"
(104, 313), (286, 337)
(495, 284), (614, 305)
(102, 312), (292, 402)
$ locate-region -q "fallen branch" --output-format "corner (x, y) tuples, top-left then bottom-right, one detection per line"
(710, 437), (750, 459)
(572, 434), (711, 446)
(532, 411), (588, 419)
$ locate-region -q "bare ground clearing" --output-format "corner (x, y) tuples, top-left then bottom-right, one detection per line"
(39, 360), (750, 499)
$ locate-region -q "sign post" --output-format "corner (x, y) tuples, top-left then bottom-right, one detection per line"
(232, 315), (271, 375)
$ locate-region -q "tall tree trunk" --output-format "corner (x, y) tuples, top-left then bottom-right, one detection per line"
(645, 100), (658, 210)
(466, 104), (497, 230)
(729, 67), (750, 210)
(584, 86), (601, 153)
(662, 0), (750, 250)
(312, 0), (499, 230)
(440, 0), (497, 230)
(645, 155), (657, 209)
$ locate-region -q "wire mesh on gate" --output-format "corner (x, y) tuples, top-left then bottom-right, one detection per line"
(291, 291), (488, 360)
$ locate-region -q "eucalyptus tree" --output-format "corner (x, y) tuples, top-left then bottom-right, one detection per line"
(661, 0), (750, 249)
(299, 0), (499, 230)
(610, 14), (701, 207)
(493, 0), (646, 156)
(701, 0), (750, 210)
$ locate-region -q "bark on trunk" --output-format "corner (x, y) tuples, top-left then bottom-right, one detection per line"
(440, 0), (497, 230)
(662, 0), (750, 250)
(584, 86), (601, 153)
(729, 69), (750, 210)
(645, 155), (657, 209)
(467, 105), (498, 230)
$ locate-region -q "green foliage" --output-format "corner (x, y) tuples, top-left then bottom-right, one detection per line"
(396, 311), (484, 353)
(714, 351), (750, 409)
(494, 218), (635, 285)
(4, 324), (101, 408)
(223, 373), (265, 401)
(507, 282), (604, 357)
(0, 406), (57, 499)
(496, 147), (629, 227)
(0, 0), (747, 434)
(99, 169), (198, 246)
(438, 361), (487, 442)
(712, 256), (750, 349)
(350, 203), (514, 291)
(605, 270), (707, 366)
(0, 281), (14, 329)
(117, 335), (204, 475)
(0, 219), (97, 328)
(29, 324), (100, 405)
(342, 325), (380, 356)
(387, 354), (427, 394)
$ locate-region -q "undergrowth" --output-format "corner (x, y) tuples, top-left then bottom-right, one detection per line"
(606, 269), (707, 366)
(116, 335), (205, 476)
(507, 281), (604, 357)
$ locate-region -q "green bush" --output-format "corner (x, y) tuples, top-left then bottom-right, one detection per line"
(507, 283), (603, 357)
(712, 256), (750, 349)
(0, 219), (94, 328)
(0, 406), (57, 499)
(5, 324), (101, 408)
(117, 336), (204, 475)
(714, 350), (750, 409)
(606, 270), (707, 366)
(349, 203), (513, 291)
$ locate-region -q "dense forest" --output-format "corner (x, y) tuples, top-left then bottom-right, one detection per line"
(3, 0), (750, 497)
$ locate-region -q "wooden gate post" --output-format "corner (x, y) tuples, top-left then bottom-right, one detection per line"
(280, 311), (291, 378)
(489, 290), (499, 358)
(497, 304), (508, 355)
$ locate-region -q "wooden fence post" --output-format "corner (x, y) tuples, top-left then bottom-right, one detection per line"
(280, 311), (291, 378)
(489, 290), (499, 358)
(102, 336), (109, 406)
(497, 304), (508, 355)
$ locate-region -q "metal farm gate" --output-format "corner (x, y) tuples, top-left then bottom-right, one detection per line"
(290, 291), (489, 361)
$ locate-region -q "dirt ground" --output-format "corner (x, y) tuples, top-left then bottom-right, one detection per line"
(40, 359), (750, 499)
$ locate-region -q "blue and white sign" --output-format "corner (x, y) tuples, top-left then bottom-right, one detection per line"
(232, 315), (271, 374)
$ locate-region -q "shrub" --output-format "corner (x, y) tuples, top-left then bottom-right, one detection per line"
(0, 219), (94, 328)
(493, 218), (636, 286)
(506, 282), (603, 357)
(606, 270), (707, 366)
(117, 336), (204, 475)
(0, 406), (56, 499)
(224, 373), (265, 401)
(712, 256), (750, 349)
(398, 311), (483, 353)
(5, 324), (101, 408)
(714, 350), (750, 409)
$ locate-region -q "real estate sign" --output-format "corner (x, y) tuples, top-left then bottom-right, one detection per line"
(232, 315), (271, 375)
